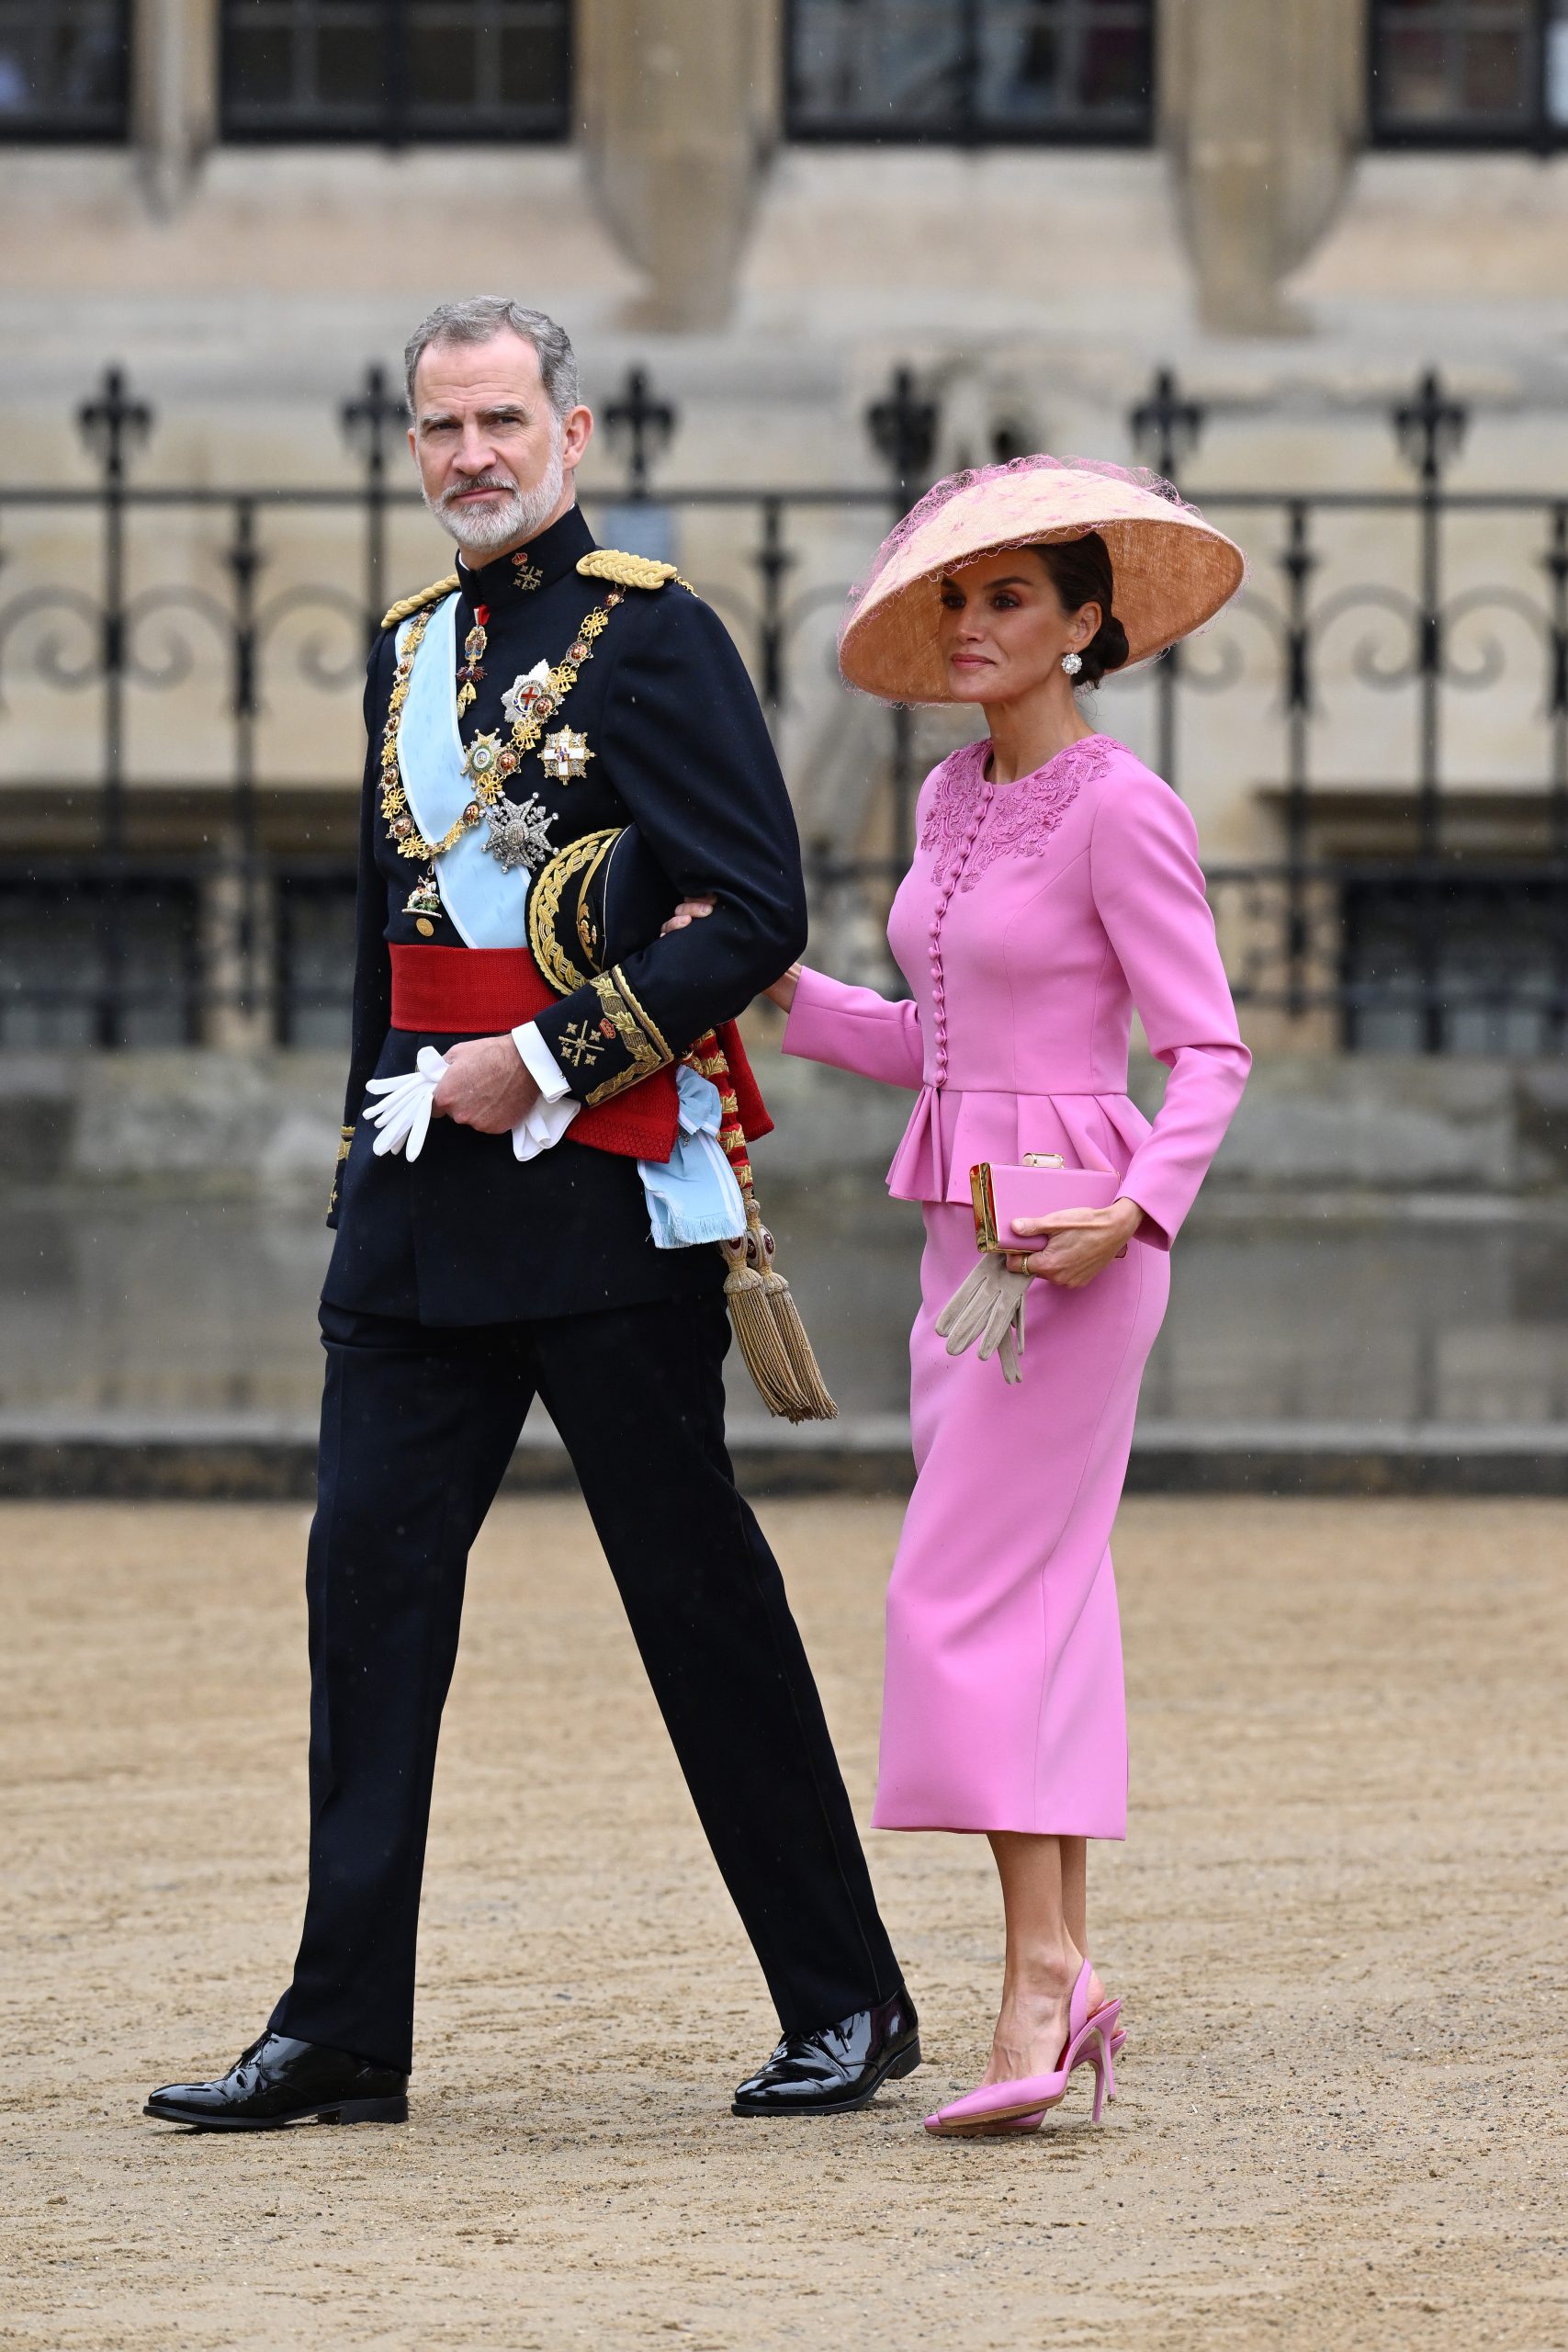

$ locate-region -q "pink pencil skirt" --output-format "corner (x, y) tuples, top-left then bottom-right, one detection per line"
(872, 1203), (1170, 1839)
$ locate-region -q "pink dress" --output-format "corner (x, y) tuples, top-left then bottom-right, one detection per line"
(783, 735), (1250, 1837)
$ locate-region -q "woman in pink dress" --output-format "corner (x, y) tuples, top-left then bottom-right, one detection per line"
(672, 459), (1250, 2133)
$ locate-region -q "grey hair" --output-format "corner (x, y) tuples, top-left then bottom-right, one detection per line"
(403, 298), (580, 420)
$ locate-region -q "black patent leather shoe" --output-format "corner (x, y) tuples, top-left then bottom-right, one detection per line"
(731, 1986), (920, 2116)
(143, 2032), (408, 2132)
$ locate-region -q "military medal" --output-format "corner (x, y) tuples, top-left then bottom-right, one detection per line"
(540, 727), (594, 784)
(404, 871), (443, 934)
(378, 568), (631, 866)
(482, 791), (555, 874)
(456, 603), (489, 715)
(502, 662), (552, 726)
(461, 730), (503, 786)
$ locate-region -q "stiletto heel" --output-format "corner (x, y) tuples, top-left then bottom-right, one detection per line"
(1086, 2035), (1111, 2124)
(923, 1960), (1124, 2136)
(1072, 2003), (1120, 2123)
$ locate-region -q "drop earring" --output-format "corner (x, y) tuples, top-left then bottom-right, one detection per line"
(1061, 650), (1083, 677)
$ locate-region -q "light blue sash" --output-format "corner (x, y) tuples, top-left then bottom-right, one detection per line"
(397, 595), (530, 950)
(396, 598), (740, 1254)
(640, 1066), (747, 1249)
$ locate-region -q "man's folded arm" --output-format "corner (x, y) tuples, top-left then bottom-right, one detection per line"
(528, 592), (807, 1105)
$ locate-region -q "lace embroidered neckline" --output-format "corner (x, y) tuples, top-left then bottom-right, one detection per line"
(919, 734), (1115, 888)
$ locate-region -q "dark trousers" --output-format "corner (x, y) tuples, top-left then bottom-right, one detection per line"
(270, 1294), (901, 2074)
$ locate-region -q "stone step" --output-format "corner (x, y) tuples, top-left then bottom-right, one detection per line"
(3, 1045), (1565, 1192)
(2, 1413), (1563, 1501)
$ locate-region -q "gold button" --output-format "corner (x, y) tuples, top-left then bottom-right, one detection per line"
(415, 918), (434, 937)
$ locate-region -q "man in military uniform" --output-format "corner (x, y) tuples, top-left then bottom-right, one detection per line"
(144, 299), (916, 2132)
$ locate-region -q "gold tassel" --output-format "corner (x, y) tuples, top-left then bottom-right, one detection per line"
(721, 1228), (798, 1419)
(722, 1197), (839, 1425)
(691, 1025), (839, 1424)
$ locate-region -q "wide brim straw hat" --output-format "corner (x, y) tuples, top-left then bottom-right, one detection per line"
(839, 454), (1246, 705)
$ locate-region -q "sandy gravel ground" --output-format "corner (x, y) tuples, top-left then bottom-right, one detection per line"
(2, 1495), (1564, 2351)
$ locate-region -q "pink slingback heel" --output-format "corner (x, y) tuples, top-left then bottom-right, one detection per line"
(922, 1959), (1122, 2138)
(987, 2018), (1125, 2133)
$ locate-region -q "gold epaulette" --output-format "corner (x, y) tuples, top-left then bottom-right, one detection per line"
(577, 549), (694, 593)
(379, 573), (459, 631)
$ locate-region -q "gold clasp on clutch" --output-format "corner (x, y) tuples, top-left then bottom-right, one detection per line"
(972, 1155), (1066, 1251)
(970, 1163), (998, 1251)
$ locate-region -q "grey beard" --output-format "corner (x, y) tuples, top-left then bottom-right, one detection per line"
(429, 440), (567, 560)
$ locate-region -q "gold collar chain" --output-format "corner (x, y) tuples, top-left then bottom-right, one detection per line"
(378, 587), (626, 865)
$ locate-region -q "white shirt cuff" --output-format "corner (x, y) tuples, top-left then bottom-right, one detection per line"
(512, 1020), (572, 1102)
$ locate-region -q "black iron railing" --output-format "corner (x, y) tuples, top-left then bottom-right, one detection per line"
(1, 359), (1565, 1051)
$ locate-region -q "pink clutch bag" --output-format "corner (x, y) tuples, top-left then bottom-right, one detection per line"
(969, 1156), (1123, 1253)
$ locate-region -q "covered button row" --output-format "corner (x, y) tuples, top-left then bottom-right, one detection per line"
(928, 797), (989, 1082)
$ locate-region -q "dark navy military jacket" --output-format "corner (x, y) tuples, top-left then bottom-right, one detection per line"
(322, 504), (807, 1326)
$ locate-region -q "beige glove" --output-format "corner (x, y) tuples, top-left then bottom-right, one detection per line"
(934, 1253), (1031, 1385)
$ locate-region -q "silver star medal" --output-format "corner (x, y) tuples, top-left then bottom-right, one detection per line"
(483, 790), (555, 874)
(502, 661), (553, 727)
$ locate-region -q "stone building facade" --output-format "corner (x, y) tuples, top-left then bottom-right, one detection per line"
(2, 0), (1566, 1051)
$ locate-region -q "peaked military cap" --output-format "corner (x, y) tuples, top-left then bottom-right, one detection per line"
(527, 825), (674, 998)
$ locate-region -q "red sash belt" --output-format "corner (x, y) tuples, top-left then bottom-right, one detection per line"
(388, 942), (771, 1166)
(391, 942), (554, 1034)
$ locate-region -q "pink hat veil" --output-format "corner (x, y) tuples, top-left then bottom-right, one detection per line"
(839, 453), (1246, 705)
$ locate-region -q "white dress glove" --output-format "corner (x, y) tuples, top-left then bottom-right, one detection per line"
(934, 1253), (1032, 1385)
(510, 1091), (580, 1162)
(363, 1046), (447, 1161)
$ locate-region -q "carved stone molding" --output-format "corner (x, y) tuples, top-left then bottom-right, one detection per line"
(1162, 0), (1366, 334)
(130, 0), (219, 215)
(577, 0), (781, 330)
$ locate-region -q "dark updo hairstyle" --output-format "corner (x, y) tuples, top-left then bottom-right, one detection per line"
(1031, 532), (1130, 689)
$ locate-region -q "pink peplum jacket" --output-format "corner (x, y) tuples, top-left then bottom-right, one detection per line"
(783, 732), (1251, 1245)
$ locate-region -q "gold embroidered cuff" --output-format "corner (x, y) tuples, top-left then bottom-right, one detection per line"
(582, 965), (673, 1104)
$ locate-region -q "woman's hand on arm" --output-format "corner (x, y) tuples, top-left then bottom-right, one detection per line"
(660, 896), (716, 934)
(1006, 1198), (1145, 1289)
(659, 895), (799, 1012)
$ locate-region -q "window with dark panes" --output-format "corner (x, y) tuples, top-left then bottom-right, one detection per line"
(1371, 0), (1568, 144)
(0, 876), (202, 1048)
(221, 0), (570, 141)
(276, 871), (357, 1048)
(1341, 874), (1568, 1054)
(787, 0), (1153, 141)
(0, 0), (128, 138)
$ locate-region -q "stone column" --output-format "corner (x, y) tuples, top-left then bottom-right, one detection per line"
(1160, 0), (1366, 334)
(577, 0), (780, 330)
(131, 0), (220, 216)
